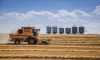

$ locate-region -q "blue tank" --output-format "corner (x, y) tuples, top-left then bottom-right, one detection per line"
(65, 28), (71, 34)
(72, 25), (77, 34)
(59, 27), (64, 34)
(46, 25), (51, 34)
(79, 26), (84, 34)
(52, 25), (57, 34)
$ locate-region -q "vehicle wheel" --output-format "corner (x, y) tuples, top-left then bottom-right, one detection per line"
(28, 39), (34, 44)
(15, 40), (20, 45)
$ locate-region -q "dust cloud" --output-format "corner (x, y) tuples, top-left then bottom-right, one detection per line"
(0, 33), (12, 43)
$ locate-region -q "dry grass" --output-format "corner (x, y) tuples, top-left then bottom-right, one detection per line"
(39, 34), (100, 45)
(0, 34), (100, 60)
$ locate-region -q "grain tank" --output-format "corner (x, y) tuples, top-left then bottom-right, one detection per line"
(46, 25), (51, 34)
(79, 26), (84, 34)
(72, 25), (77, 34)
(59, 27), (64, 34)
(65, 27), (71, 34)
(52, 25), (57, 34)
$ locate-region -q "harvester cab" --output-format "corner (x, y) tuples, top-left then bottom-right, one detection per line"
(33, 28), (40, 36)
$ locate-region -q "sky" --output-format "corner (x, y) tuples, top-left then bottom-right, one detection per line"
(0, 0), (100, 34)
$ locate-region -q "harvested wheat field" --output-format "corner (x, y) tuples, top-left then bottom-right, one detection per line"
(0, 34), (100, 60)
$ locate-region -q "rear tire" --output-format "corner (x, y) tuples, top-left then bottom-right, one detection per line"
(15, 40), (20, 45)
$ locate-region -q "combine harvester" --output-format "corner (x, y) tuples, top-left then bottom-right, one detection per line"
(9, 27), (50, 45)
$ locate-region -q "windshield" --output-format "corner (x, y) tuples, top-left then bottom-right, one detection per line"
(32, 29), (40, 36)
(35, 29), (40, 36)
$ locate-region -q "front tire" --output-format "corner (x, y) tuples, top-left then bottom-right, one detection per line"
(28, 39), (34, 44)
(15, 40), (20, 45)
